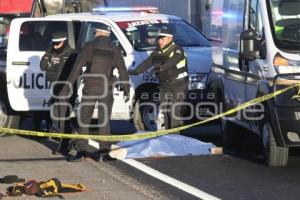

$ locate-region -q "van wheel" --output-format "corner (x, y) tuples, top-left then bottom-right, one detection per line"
(0, 96), (20, 137)
(221, 119), (242, 150)
(261, 121), (289, 167)
(133, 100), (159, 131)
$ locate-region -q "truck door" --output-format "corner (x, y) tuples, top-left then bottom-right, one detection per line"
(245, 0), (268, 133)
(6, 18), (74, 111)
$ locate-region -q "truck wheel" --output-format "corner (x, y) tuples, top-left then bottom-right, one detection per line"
(261, 121), (289, 167)
(133, 100), (158, 131)
(221, 119), (242, 150)
(0, 96), (20, 137)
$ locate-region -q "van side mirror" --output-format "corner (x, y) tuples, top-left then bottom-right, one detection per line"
(240, 29), (261, 61)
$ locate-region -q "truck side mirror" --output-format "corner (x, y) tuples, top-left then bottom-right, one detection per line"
(239, 29), (261, 61)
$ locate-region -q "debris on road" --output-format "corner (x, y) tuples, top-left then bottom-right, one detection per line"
(6, 178), (86, 198)
(210, 147), (223, 155)
(0, 175), (25, 184)
(0, 192), (7, 199)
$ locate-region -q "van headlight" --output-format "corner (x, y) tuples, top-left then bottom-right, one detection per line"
(188, 74), (208, 90)
(274, 53), (300, 74)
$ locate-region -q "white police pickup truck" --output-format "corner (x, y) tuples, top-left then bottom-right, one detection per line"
(3, 7), (212, 132)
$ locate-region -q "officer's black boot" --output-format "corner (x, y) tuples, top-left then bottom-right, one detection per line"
(93, 148), (115, 162)
(67, 151), (85, 162)
(52, 145), (63, 155)
(52, 140), (71, 156)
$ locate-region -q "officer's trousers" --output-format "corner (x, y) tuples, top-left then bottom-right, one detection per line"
(51, 84), (77, 152)
(160, 81), (188, 130)
(74, 87), (114, 152)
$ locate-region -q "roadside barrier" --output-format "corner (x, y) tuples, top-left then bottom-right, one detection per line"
(0, 84), (299, 141)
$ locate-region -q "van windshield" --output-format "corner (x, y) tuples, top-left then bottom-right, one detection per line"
(117, 19), (210, 51)
(268, 0), (300, 50)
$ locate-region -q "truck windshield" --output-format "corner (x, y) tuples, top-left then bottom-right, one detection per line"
(117, 19), (210, 51)
(268, 0), (300, 50)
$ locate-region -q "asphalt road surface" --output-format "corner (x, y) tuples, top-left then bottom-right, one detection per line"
(1, 119), (300, 200)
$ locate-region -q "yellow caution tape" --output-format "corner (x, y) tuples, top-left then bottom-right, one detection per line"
(0, 84), (299, 142)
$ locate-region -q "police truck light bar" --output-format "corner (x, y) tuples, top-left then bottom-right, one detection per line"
(92, 6), (159, 14)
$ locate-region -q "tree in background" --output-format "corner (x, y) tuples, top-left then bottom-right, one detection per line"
(45, 0), (106, 14)
(46, 0), (62, 15)
(80, 0), (106, 12)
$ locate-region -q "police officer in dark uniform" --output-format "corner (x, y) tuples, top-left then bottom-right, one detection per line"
(62, 24), (130, 162)
(40, 31), (77, 155)
(129, 28), (188, 131)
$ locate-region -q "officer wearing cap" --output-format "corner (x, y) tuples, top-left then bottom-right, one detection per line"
(129, 28), (188, 131)
(40, 31), (78, 155)
(62, 24), (130, 162)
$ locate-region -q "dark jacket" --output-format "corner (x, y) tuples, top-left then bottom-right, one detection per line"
(40, 43), (77, 83)
(134, 42), (188, 85)
(40, 43), (77, 95)
(66, 36), (130, 95)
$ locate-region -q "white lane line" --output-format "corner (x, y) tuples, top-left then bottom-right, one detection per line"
(121, 159), (221, 200)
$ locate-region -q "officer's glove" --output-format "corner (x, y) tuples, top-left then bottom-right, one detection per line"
(124, 93), (130, 103)
(128, 69), (137, 76)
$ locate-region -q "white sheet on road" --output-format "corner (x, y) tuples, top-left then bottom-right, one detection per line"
(115, 133), (216, 159)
